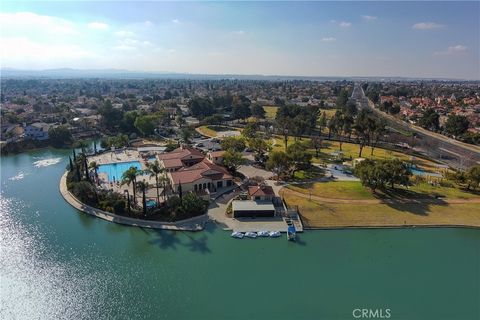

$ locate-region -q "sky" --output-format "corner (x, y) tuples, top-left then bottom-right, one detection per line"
(1, 1), (479, 79)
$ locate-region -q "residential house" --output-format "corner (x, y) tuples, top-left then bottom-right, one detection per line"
(207, 150), (226, 165)
(169, 159), (233, 196)
(248, 185), (275, 201)
(157, 147), (204, 172)
(24, 122), (51, 141)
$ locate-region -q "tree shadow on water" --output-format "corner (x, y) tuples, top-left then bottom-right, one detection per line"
(183, 234), (211, 254)
(147, 228), (213, 253)
(147, 229), (182, 250)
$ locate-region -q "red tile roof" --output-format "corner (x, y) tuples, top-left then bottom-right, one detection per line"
(170, 159), (232, 185)
(248, 185), (275, 197)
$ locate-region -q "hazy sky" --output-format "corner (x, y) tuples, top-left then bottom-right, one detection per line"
(1, 1), (479, 79)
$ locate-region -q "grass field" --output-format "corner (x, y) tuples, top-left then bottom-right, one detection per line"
(196, 125), (238, 138)
(287, 181), (479, 200)
(271, 135), (439, 172)
(263, 106), (278, 119)
(283, 193), (480, 228)
(283, 180), (480, 227)
(288, 181), (374, 199)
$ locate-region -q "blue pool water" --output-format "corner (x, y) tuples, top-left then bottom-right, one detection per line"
(97, 161), (142, 182)
(146, 200), (157, 208)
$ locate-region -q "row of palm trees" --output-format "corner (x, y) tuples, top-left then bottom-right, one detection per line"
(119, 160), (169, 213)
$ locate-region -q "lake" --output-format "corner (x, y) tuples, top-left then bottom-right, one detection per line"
(1, 148), (479, 320)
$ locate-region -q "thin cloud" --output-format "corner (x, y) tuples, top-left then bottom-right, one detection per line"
(362, 15), (377, 22)
(232, 30), (246, 35)
(115, 30), (135, 37)
(322, 37), (336, 42)
(88, 22), (109, 30)
(339, 21), (351, 28)
(412, 22), (445, 30)
(172, 19), (180, 24)
(434, 45), (467, 55)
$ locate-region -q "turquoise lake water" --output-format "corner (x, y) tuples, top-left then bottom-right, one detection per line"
(97, 160), (142, 182)
(0, 147), (479, 320)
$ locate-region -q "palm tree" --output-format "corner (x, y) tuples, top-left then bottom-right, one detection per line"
(136, 180), (150, 217)
(89, 161), (99, 184)
(121, 167), (140, 204)
(145, 160), (164, 205)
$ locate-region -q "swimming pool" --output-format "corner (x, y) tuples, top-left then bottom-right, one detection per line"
(97, 161), (142, 182)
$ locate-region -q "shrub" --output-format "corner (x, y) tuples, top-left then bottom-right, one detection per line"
(113, 200), (126, 214)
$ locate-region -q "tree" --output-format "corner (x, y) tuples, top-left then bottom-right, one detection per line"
(121, 167), (140, 204)
(370, 119), (387, 156)
(444, 114), (470, 137)
(355, 159), (411, 191)
(310, 136), (323, 158)
(241, 122), (259, 139)
(71, 181), (97, 206)
(418, 108), (440, 131)
(286, 142), (312, 177)
(354, 109), (375, 157)
(145, 160), (164, 205)
(336, 89), (349, 109)
(136, 180), (149, 217)
(248, 137), (271, 163)
(188, 97), (215, 120)
(48, 125), (72, 147)
(181, 128), (194, 144)
(98, 99), (123, 129)
(467, 165), (480, 191)
(266, 151), (291, 181)
(318, 111), (327, 134)
(222, 150), (245, 173)
(89, 161), (99, 185)
(251, 104), (266, 118)
(232, 95), (251, 121)
(134, 115), (158, 137)
(221, 137), (246, 152)
(119, 110), (139, 134)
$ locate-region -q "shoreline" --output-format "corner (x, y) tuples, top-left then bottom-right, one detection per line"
(60, 171), (480, 232)
(59, 171), (208, 231)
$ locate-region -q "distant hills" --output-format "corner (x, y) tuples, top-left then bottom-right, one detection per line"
(0, 68), (471, 82)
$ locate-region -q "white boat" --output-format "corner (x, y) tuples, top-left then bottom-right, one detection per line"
(257, 230), (270, 237)
(244, 231), (258, 238)
(231, 231), (244, 239)
(269, 231), (281, 238)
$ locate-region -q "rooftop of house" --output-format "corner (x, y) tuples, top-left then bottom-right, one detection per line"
(169, 159), (232, 185)
(248, 185), (275, 197)
(157, 147), (204, 161)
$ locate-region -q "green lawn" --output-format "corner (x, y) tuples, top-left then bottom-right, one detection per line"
(288, 181), (375, 200)
(287, 181), (478, 200)
(271, 135), (439, 173)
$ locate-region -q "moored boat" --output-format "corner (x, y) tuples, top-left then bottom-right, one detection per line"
(231, 231), (244, 239)
(287, 225), (296, 241)
(269, 231), (281, 238)
(244, 231), (258, 238)
(257, 230), (270, 237)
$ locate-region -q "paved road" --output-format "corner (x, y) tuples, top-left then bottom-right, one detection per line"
(351, 83), (480, 169)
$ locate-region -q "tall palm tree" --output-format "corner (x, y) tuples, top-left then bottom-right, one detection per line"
(121, 166), (140, 204)
(145, 160), (163, 205)
(89, 161), (99, 184)
(136, 180), (149, 217)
